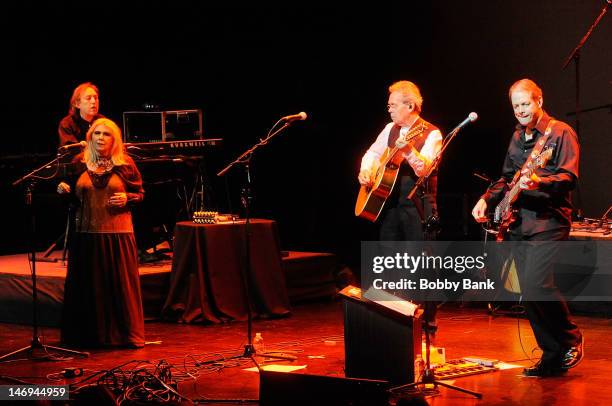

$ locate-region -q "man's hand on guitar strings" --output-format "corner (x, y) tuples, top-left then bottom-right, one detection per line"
(358, 169), (373, 186)
(407, 150), (431, 177)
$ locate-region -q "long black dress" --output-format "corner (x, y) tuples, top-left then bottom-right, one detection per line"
(61, 156), (145, 348)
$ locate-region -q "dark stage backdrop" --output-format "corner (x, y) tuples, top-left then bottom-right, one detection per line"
(1, 3), (610, 271)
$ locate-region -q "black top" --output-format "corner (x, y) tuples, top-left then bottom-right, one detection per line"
(58, 110), (104, 146)
(482, 112), (580, 236)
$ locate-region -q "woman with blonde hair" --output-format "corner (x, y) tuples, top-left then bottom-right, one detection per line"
(57, 118), (145, 348)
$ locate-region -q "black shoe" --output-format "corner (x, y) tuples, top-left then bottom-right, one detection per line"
(561, 335), (584, 370)
(522, 361), (566, 377)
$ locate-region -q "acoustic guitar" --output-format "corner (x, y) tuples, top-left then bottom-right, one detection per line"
(355, 123), (427, 222)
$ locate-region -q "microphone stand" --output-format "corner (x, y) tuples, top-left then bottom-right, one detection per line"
(598, 205), (612, 231)
(407, 121), (464, 202)
(395, 119), (482, 399)
(1, 153), (89, 362)
(561, 0), (610, 219)
(217, 118), (298, 362)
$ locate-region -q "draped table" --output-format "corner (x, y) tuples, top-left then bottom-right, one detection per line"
(162, 219), (290, 323)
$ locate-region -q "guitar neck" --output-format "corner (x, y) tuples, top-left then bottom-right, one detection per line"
(498, 183), (520, 213)
(382, 124), (426, 167)
(495, 161), (539, 217)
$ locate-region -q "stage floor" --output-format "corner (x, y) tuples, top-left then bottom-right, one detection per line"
(0, 300), (610, 405)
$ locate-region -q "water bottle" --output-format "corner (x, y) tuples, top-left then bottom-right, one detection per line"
(253, 332), (265, 354)
(414, 354), (424, 381)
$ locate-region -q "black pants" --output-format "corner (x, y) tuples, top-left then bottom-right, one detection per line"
(379, 194), (438, 333)
(379, 205), (424, 241)
(511, 228), (581, 364)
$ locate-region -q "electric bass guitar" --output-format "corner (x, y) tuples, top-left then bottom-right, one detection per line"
(355, 123), (427, 222)
(487, 145), (554, 241)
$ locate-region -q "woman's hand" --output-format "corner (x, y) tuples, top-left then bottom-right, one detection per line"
(108, 192), (128, 207)
(57, 182), (71, 194)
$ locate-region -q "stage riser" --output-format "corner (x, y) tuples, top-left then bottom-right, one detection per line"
(0, 272), (170, 327)
(281, 251), (341, 303)
(0, 251), (343, 326)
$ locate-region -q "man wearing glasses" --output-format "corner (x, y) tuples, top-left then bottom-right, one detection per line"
(359, 80), (443, 241)
(358, 80), (443, 337)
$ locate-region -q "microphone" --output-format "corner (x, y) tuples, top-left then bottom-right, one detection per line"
(454, 112), (478, 131)
(281, 112), (308, 122)
(58, 140), (87, 152)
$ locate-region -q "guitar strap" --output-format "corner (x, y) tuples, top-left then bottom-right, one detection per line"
(511, 119), (556, 185)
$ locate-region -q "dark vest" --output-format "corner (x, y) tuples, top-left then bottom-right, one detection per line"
(387, 117), (438, 153)
(387, 118), (440, 205)
(387, 117), (438, 180)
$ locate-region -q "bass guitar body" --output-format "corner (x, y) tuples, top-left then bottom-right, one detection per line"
(487, 144), (554, 241)
(493, 208), (517, 242)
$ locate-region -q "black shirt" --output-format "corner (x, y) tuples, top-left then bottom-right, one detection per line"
(58, 111), (104, 146)
(482, 112), (579, 236)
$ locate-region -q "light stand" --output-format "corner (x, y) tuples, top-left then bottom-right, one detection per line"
(1, 155), (89, 362)
(217, 115), (304, 361)
(393, 114), (482, 399)
(562, 0), (610, 136)
(561, 0), (611, 219)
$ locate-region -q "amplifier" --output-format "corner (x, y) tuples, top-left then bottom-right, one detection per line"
(123, 109), (203, 143)
(339, 285), (422, 385)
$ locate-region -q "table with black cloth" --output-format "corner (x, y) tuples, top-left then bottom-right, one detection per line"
(162, 219), (291, 323)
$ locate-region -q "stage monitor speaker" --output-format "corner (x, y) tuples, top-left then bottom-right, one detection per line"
(259, 369), (389, 406)
(339, 285), (422, 385)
